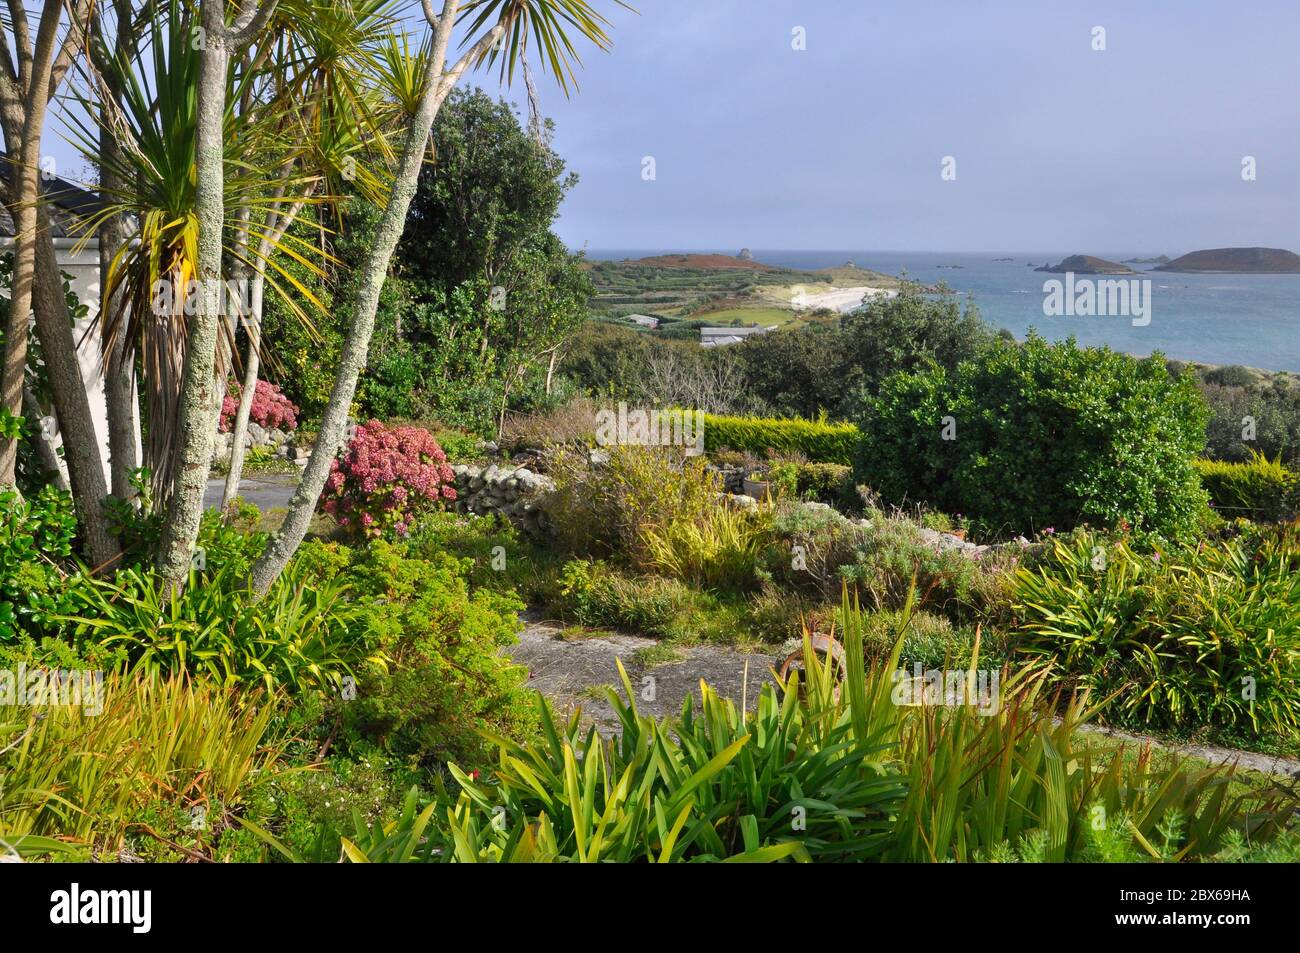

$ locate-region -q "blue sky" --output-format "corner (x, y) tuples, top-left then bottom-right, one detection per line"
(41, 0), (1300, 255)
(489, 0), (1300, 253)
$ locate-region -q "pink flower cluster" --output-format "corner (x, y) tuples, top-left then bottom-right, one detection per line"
(219, 379), (299, 433)
(318, 420), (456, 538)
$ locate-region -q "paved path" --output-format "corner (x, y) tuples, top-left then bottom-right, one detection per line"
(507, 614), (778, 736)
(507, 614), (1300, 778)
(203, 474), (300, 513)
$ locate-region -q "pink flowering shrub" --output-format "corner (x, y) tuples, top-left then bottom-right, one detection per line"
(319, 420), (457, 538)
(219, 379), (299, 433)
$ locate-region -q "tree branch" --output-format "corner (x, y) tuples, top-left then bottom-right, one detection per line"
(5, 0), (31, 83)
(439, 22), (506, 98)
(48, 0), (95, 100)
(420, 0), (441, 30)
(228, 0), (279, 47)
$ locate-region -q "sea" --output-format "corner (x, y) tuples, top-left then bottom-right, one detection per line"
(586, 249), (1300, 373)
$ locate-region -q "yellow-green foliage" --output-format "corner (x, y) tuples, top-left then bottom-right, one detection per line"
(546, 445), (723, 562)
(642, 502), (771, 591)
(703, 413), (859, 465)
(0, 674), (283, 859)
(1194, 452), (1298, 522)
(1014, 527), (1300, 736)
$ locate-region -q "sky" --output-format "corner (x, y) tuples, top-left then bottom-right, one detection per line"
(483, 0), (1300, 254)
(38, 0), (1300, 255)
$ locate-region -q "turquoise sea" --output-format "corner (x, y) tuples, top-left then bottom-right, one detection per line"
(589, 250), (1300, 373)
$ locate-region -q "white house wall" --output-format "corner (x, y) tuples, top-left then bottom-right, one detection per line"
(2, 237), (137, 487)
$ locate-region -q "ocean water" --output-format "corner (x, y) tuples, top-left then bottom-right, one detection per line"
(588, 249), (1300, 373)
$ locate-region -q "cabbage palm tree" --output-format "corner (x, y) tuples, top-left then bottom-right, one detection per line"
(248, 0), (629, 595)
(222, 0), (402, 507)
(69, 0), (328, 505)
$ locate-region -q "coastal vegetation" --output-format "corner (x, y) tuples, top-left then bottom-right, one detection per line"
(1, 0), (1297, 869)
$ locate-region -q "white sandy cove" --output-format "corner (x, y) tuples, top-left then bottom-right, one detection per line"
(791, 285), (897, 313)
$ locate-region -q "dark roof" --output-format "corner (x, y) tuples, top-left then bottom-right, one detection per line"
(0, 154), (103, 238)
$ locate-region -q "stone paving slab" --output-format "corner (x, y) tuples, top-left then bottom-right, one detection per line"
(507, 615), (778, 736)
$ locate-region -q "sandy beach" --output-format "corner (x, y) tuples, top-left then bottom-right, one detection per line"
(790, 285), (897, 313)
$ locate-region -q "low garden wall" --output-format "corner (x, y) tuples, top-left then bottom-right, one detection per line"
(451, 463), (555, 537)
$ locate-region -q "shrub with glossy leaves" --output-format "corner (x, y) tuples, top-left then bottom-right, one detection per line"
(320, 420), (456, 538)
(854, 334), (1209, 542)
(0, 486), (79, 640)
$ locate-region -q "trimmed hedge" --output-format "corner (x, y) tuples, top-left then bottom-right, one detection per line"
(703, 413), (859, 465)
(1195, 453), (1298, 522)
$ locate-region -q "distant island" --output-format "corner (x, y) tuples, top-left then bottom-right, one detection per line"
(1153, 247), (1300, 273)
(1122, 255), (1170, 265)
(1035, 255), (1138, 275)
(620, 253), (776, 272)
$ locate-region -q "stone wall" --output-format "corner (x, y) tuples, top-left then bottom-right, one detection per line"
(451, 463), (555, 537)
(212, 423), (310, 468)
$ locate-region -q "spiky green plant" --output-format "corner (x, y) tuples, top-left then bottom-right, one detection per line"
(0, 674), (283, 858)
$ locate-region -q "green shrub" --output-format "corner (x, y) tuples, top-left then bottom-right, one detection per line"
(545, 445), (722, 564)
(703, 413), (859, 465)
(855, 334), (1210, 542)
(759, 504), (1013, 625)
(0, 485), (79, 641)
(794, 462), (854, 505)
(1194, 452), (1298, 522)
(433, 430), (481, 463)
(1014, 527), (1300, 737)
(553, 559), (694, 636)
(1198, 374), (1300, 468)
(295, 540), (538, 770)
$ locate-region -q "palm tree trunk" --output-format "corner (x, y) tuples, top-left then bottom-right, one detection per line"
(96, 1), (139, 502)
(0, 134), (47, 487)
(155, 0), (231, 587)
(30, 212), (121, 567)
(222, 193), (306, 509)
(100, 122), (138, 500)
(248, 8), (500, 596)
(220, 270), (264, 507)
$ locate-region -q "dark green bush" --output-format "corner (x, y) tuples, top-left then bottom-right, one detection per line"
(1196, 370), (1300, 468)
(854, 335), (1210, 542)
(0, 486), (78, 640)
